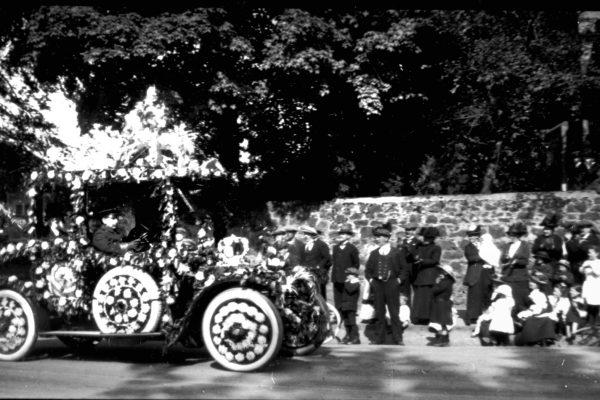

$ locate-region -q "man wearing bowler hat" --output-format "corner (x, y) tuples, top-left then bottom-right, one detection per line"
(331, 224), (361, 344)
(299, 225), (332, 299)
(365, 223), (409, 345)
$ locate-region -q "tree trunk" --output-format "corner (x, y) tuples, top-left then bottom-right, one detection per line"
(480, 141), (502, 194)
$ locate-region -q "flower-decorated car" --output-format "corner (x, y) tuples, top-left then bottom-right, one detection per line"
(0, 163), (330, 372)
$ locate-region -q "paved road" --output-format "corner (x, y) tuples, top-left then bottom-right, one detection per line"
(1, 328), (600, 399)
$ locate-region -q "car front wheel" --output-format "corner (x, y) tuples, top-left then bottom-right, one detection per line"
(202, 287), (283, 372)
(0, 289), (38, 361)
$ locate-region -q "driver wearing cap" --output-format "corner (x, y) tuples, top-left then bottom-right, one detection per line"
(92, 209), (141, 255)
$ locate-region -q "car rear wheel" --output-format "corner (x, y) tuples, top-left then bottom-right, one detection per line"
(0, 289), (38, 361)
(202, 287), (283, 372)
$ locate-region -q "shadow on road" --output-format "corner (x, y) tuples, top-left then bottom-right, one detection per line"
(26, 337), (600, 399)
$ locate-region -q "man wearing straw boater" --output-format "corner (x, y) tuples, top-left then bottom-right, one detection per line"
(331, 223), (361, 344)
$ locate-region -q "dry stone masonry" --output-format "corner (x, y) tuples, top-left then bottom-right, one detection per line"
(268, 191), (600, 307)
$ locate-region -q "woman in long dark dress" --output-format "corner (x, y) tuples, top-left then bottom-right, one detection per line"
(514, 275), (556, 346)
(463, 225), (497, 325)
(500, 222), (531, 316)
(412, 227), (442, 324)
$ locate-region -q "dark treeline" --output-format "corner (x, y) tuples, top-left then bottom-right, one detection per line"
(1, 6), (599, 208)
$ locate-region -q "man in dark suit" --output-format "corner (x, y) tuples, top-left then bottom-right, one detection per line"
(331, 224), (361, 344)
(365, 223), (409, 345)
(92, 209), (141, 255)
(284, 226), (305, 269)
(299, 225), (332, 299)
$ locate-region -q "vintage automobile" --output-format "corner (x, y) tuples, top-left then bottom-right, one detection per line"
(0, 164), (333, 371)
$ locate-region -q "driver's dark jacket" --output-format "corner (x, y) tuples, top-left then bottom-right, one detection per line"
(92, 225), (126, 255)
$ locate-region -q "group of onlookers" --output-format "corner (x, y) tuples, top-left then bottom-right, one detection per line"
(259, 213), (600, 347)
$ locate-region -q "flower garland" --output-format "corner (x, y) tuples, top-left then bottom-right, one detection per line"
(1, 166), (328, 353)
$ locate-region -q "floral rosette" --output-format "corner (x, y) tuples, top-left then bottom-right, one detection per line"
(34, 259), (88, 316)
(216, 235), (250, 267)
(208, 300), (273, 365)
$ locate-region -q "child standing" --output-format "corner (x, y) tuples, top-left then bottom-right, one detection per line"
(580, 246), (600, 332)
(399, 294), (411, 331)
(428, 264), (455, 347)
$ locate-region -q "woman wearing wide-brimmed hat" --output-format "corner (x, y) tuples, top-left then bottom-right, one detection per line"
(500, 222), (531, 315)
(331, 224), (361, 344)
(532, 213), (564, 263)
(463, 225), (498, 325)
(412, 226), (442, 324)
(514, 274), (557, 346)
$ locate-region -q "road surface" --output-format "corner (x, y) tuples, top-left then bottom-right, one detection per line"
(1, 326), (599, 399)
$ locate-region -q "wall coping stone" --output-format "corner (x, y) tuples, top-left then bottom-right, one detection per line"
(333, 190), (598, 205)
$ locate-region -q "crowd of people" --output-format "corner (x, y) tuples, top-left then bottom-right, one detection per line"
(256, 214), (600, 348)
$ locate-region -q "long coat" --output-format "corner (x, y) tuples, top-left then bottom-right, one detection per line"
(332, 242), (361, 311)
(430, 268), (455, 326)
(302, 238), (332, 284)
(411, 242), (442, 322)
(500, 240), (531, 314)
(463, 242), (493, 322)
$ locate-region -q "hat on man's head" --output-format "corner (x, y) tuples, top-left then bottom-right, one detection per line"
(98, 207), (120, 219)
(530, 273), (550, 287)
(466, 224), (482, 237)
(541, 213), (561, 229)
(372, 224), (392, 238)
(507, 222), (527, 237)
(558, 259), (571, 268)
(298, 225), (318, 236)
(577, 220), (595, 229)
(283, 225), (298, 233)
(404, 222), (419, 231)
(421, 226), (440, 239)
(271, 227), (287, 236)
(337, 224), (355, 236)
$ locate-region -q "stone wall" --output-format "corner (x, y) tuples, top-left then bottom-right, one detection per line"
(268, 190), (600, 307)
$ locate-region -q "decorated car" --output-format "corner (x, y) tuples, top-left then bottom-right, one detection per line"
(0, 162), (331, 372)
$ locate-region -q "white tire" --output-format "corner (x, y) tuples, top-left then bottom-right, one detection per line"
(0, 289), (38, 361)
(92, 266), (162, 334)
(202, 288), (283, 372)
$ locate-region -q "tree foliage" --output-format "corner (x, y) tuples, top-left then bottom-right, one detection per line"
(1, 6), (596, 202)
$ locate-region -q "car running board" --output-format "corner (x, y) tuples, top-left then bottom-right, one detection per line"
(39, 330), (164, 339)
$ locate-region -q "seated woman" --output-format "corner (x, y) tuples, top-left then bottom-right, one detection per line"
(514, 274), (557, 346)
(472, 282), (515, 346)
